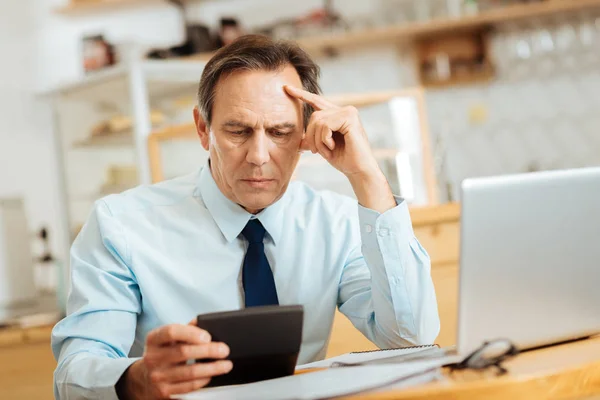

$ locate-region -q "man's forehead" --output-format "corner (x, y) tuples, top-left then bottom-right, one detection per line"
(213, 70), (302, 126)
(214, 67), (302, 100)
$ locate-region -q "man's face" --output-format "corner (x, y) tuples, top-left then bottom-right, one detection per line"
(194, 65), (304, 214)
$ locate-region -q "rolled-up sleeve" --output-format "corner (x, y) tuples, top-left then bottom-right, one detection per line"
(52, 200), (142, 400)
(337, 196), (440, 348)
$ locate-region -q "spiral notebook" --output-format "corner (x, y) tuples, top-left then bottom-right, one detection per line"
(295, 344), (442, 370)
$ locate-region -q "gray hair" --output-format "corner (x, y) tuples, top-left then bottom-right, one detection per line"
(197, 34), (321, 129)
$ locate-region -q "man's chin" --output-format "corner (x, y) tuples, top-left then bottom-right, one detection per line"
(236, 190), (281, 213)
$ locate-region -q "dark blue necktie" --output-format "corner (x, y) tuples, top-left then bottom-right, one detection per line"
(241, 219), (279, 307)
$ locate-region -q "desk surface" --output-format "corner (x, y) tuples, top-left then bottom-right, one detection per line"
(2, 328), (599, 399)
(342, 335), (600, 400)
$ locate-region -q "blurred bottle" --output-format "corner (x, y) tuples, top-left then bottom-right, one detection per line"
(33, 227), (57, 295)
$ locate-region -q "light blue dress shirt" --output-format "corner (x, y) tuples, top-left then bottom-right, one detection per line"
(52, 163), (440, 399)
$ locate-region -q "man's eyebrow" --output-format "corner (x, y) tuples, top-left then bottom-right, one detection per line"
(221, 120), (252, 128)
(266, 122), (297, 130)
(221, 120), (297, 130)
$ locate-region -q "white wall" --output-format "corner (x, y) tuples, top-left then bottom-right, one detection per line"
(0, 1), (65, 262)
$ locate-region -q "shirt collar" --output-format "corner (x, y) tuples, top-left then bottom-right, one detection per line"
(195, 160), (287, 245)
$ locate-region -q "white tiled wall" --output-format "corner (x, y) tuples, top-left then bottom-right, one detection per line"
(426, 16), (600, 201)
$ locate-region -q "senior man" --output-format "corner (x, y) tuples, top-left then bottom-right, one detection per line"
(52, 34), (439, 400)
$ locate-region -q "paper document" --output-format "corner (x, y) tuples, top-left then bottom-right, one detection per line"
(173, 358), (446, 400)
(296, 345), (441, 370)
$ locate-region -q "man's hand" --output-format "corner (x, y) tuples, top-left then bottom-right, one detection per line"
(284, 85), (396, 213)
(117, 321), (232, 400)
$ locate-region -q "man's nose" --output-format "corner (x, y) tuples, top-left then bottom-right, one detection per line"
(245, 131), (271, 166)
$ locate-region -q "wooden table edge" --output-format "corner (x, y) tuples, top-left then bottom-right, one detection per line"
(345, 353), (600, 399)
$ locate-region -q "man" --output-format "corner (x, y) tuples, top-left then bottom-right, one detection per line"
(52, 35), (439, 399)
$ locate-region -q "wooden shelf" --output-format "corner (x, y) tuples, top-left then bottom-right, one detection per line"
(73, 133), (134, 148)
(182, 52), (216, 63)
(423, 67), (495, 89)
(297, 0), (600, 53)
(56, 0), (177, 14)
(181, 0), (600, 62)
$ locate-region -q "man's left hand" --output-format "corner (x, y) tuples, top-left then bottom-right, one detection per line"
(284, 85), (396, 213)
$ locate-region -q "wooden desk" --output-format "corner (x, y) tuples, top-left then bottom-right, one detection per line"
(341, 336), (600, 400)
(0, 325), (55, 400)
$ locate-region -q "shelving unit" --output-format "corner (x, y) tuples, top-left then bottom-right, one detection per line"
(182, 0), (600, 60)
(41, 50), (209, 253)
(298, 0), (600, 53)
(58, 0), (600, 87)
(41, 58), (206, 106)
(55, 0), (191, 15)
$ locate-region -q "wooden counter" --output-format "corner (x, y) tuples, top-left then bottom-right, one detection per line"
(0, 325), (56, 400)
(344, 335), (600, 400)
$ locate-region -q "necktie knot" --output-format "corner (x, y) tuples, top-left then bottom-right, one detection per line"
(242, 219), (266, 244)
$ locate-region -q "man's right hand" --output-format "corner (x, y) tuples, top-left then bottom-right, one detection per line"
(117, 321), (233, 400)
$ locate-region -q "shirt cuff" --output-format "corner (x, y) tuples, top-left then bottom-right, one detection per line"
(108, 357), (141, 399)
(358, 196), (414, 252)
(56, 355), (141, 400)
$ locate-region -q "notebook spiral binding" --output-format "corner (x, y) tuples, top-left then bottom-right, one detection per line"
(350, 344), (438, 354)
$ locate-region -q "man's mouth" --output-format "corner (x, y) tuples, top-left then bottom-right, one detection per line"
(241, 178), (275, 188)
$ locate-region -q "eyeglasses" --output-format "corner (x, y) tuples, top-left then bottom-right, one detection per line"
(448, 339), (520, 375)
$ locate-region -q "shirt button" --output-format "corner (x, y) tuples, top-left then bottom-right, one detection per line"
(365, 224), (373, 233)
(379, 228), (389, 236)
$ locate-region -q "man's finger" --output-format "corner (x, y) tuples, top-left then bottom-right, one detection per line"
(165, 378), (212, 397)
(153, 342), (230, 365)
(314, 124), (333, 160)
(321, 124), (335, 151)
(147, 324), (211, 347)
(161, 360), (233, 384)
(305, 119), (318, 154)
(283, 85), (336, 111)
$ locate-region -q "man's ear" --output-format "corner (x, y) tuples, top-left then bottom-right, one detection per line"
(193, 106), (210, 151)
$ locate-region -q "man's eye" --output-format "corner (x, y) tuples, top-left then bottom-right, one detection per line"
(273, 131), (290, 137)
(228, 130), (246, 135)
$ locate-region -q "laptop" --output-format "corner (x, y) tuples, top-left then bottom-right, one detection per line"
(457, 167), (600, 355)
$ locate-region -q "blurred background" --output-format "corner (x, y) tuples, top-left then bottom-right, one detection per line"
(1, 0), (599, 398)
